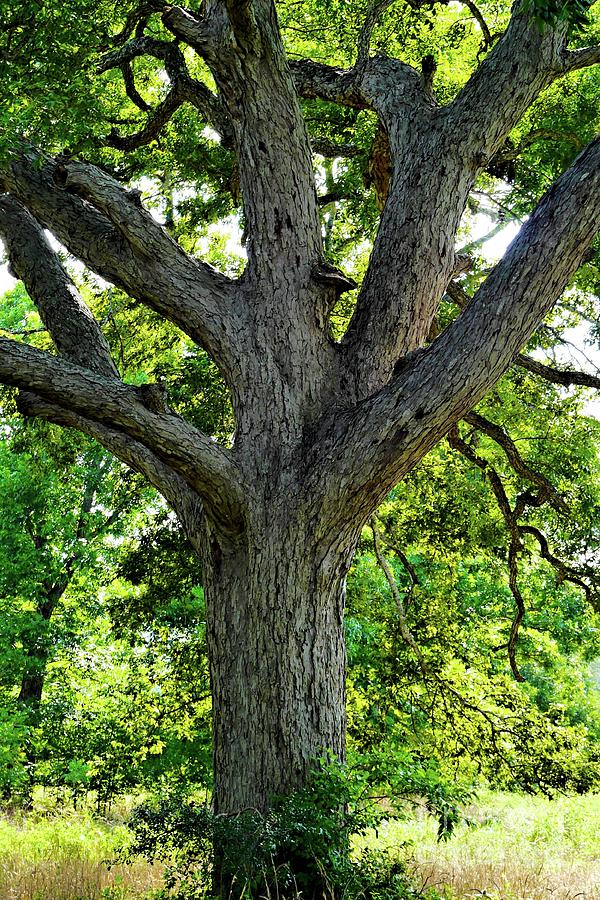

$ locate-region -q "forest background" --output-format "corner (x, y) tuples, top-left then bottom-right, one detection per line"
(1, 0), (600, 896)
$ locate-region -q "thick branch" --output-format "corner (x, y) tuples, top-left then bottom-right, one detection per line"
(340, 64), (461, 390)
(0, 338), (243, 524)
(290, 54), (424, 115)
(223, 0), (257, 47)
(16, 397), (207, 546)
(60, 160), (192, 260)
(1, 151), (244, 376)
(173, 1), (324, 295)
(561, 45), (600, 73)
(446, 13), (568, 161)
(342, 8), (596, 389)
(448, 279), (600, 389)
(0, 195), (118, 378)
(339, 12), (580, 389)
(161, 5), (221, 63)
(97, 36), (185, 76)
(121, 62), (152, 111)
(310, 134), (600, 524)
(290, 59), (372, 109)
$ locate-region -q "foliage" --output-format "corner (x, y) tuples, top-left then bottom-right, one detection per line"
(122, 759), (451, 898)
(0, 412), (211, 805)
(371, 790), (600, 899)
(521, 0), (592, 33)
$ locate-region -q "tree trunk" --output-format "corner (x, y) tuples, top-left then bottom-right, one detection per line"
(18, 669), (46, 705)
(16, 595), (60, 804)
(201, 512), (358, 815)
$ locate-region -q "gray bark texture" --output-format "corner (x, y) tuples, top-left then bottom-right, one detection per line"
(1, 0), (600, 814)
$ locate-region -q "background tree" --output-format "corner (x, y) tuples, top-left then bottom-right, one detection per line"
(0, 0), (599, 824)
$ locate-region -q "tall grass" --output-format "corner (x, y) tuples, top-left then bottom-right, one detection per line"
(368, 790), (600, 899)
(1, 792), (599, 899)
(0, 806), (162, 899)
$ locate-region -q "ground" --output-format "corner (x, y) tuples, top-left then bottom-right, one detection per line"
(1, 791), (599, 899)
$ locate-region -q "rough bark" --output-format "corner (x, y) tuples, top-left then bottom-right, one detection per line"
(202, 515), (357, 812)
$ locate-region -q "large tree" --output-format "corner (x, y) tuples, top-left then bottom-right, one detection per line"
(0, 0), (599, 817)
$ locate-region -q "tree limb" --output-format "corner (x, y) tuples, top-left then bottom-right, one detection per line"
(111, 1), (165, 47)
(447, 279), (600, 390)
(561, 44), (600, 73)
(515, 354), (600, 389)
(0, 195), (118, 378)
(310, 138), (363, 159)
(161, 5), (219, 62)
(446, 13), (568, 161)
(0, 338), (244, 525)
(120, 61), (152, 112)
(170, 0), (324, 289)
(462, 411), (569, 514)
(447, 424), (527, 680)
(290, 59), (372, 109)
(356, 0), (396, 71)
(106, 83), (186, 151)
(97, 36), (233, 146)
(460, 0), (494, 51)
(520, 524), (597, 607)
(310, 134), (600, 524)
(1, 151), (245, 376)
(14, 396), (208, 544)
(340, 10), (593, 386)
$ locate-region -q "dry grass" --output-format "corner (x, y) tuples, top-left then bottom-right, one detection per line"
(371, 790), (600, 899)
(412, 852), (600, 898)
(0, 805), (163, 899)
(2, 791), (600, 899)
(0, 856), (163, 900)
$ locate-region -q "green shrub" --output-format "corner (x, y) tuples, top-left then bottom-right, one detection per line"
(122, 759), (446, 899)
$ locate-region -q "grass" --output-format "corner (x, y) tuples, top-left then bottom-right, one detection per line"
(0, 803), (163, 899)
(0, 791), (599, 899)
(366, 790), (600, 899)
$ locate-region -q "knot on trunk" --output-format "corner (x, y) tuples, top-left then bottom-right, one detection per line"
(311, 259), (357, 295)
(136, 381), (170, 414)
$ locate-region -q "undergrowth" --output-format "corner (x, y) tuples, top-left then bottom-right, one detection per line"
(1, 790), (599, 898)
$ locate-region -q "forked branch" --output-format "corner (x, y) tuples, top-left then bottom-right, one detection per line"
(97, 36), (233, 147)
(448, 423), (528, 681)
(462, 411), (568, 514)
(1, 151), (245, 375)
(312, 135), (600, 527)
(448, 418), (598, 678)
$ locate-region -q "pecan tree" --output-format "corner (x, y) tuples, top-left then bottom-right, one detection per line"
(0, 0), (599, 815)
